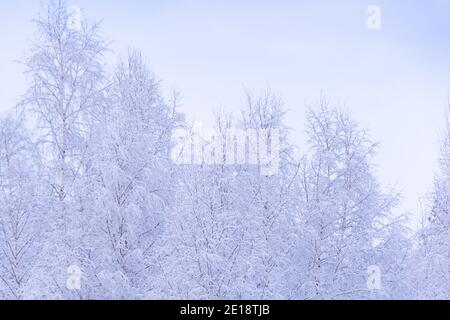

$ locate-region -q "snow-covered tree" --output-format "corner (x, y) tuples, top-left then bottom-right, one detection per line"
(412, 108), (450, 299)
(22, 0), (109, 201)
(81, 50), (181, 299)
(163, 89), (299, 299)
(236, 89), (298, 299)
(162, 111), (251, 299)
(20, 0), (110, 298)
(294, 100), (401, 299)
(0, 114), (46, 299)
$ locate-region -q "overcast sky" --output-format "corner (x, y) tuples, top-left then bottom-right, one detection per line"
(1, 0), (449, 227)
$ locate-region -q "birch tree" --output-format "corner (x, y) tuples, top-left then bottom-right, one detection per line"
(413, 109), (450, 299)
(296, 100), (399, 299)
(20, 0), (109, 298)
(82, 50), (181, 298)
(0, 114), (46, 299)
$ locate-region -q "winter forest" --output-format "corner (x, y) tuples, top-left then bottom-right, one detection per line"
(0, 0), (449, 300)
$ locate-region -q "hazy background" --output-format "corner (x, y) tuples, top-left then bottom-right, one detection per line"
(1, 0), (449, 228)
